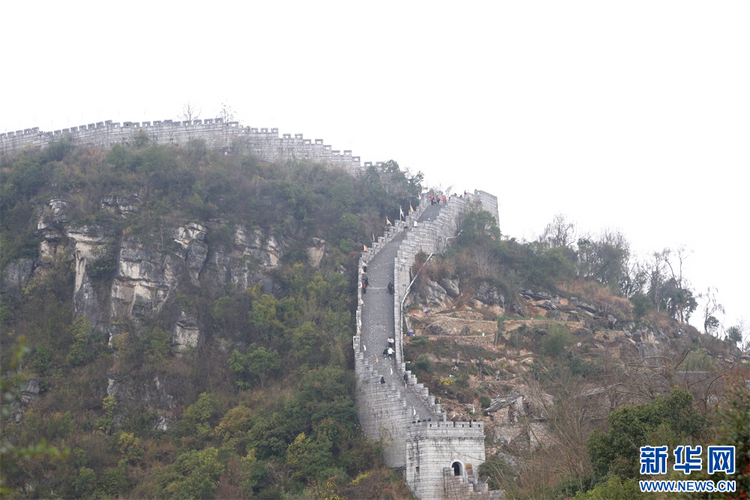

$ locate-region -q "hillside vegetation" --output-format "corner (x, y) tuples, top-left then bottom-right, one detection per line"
(1, 136), (747, 500)
(401, 209), (749, 499)
(1, 136), (420, 499)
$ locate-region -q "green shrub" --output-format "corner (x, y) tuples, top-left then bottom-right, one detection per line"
(630, 292), (653, 320)
(46, 411), (74, 439)
(541, 324), (572, 359)
(67, 317), (104, 367)
(97, 459), (131, 497)
(86, 245), (117, 281)
(179, 392), (218, 440)
(416, 354), (433, 372)
(31, 344), (53, 376)
(682, 348), (715, 371)
(75, 467), (96, 496)
(567, 353), (600, 377)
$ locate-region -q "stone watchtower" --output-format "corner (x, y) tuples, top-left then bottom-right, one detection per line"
(355, 191), (498, 499)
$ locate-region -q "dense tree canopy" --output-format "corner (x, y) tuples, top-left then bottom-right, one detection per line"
(0, 139), (421, 498)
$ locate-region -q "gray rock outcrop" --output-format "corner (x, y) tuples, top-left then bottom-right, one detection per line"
(475, 282), (505, 307)
(172, 223), (208, 286)
(307, 237), (326, 268)
(67, 225), (114, 325)
(110, 239), (180, 319)
(173, 311), (201, 351)
(421, 279), (449, 308)
(1, 258), (34, 296)
(439, 278), (460, 298)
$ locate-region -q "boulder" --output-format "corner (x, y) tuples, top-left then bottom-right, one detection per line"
(521, 290), (553, 301)
(607, 314), (618, 328)
(422, 280), (448, 307)
(475, 282), (505, 307)
(574, 300), (598, 314)
(21, 379), (40, 405)
(439, 278), (460, 298)
(511, 302), (527, 317)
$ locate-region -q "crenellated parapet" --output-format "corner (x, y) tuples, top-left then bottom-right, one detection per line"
(392, 190), (499, 345)
(405, 419), (487, 500)
(354, 190), (498, 499)
(0, 119), (363, 172)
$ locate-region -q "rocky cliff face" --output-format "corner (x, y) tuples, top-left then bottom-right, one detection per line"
(17, 198), (292, 330)
(1, 196), (325, 428)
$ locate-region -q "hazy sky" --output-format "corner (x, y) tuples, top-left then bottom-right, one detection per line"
(1, 0), (748, 337)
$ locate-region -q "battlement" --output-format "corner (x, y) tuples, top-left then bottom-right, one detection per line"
(408, 419), (484, 434)
(355, 190), (498, 499)
(0, 118), (365, 173)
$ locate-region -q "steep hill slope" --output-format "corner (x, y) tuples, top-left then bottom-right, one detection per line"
(0, 138), (421, 498)
(398, 216), (749, 498)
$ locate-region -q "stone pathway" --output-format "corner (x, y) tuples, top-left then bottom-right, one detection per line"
(361, 202), (444, 421)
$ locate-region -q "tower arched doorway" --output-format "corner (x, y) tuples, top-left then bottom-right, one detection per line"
(451, 461), (462, 476)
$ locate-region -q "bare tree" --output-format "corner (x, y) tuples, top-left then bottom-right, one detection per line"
(180, 102), (202, 122)
(701, 286), (724, 336)
(540, 213), (576, 249)
(522, 373), (597, 491)
(646, 249), (669, 312)
(218, 102), (235, 122)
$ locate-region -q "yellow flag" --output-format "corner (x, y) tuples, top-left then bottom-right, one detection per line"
(410, 204), (414, 212)
(386, 217), (392, 226)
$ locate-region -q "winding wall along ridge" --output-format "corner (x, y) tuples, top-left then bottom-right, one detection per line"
(3, 116), (500, 497)
(355, 191), (499, 499)
(0, 119), (372, 171)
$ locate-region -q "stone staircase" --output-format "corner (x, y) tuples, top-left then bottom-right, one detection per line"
(354, 191), (500, 499)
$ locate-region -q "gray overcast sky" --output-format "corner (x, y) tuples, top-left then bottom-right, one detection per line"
(1, 0), (748, 336)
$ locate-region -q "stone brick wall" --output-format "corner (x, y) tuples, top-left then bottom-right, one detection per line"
(355, 190), (498, 499)
(406, 420), (486, 500)
(0, 119), (366, 172)
(393, 190), (500, 348)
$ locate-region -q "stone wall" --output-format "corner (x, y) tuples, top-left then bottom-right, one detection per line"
(393, 190), (500, 353)
(406, 420), (486, 500)
(354, 201), (431, 468)
(355, 190), (499, 499)
(0, 119), (367, 172)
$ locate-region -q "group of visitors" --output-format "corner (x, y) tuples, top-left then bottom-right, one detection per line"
(362, 271), (394, 296)
(383, 337), (395, 359)
(430, 194), (447, 205)
(430, 190), (471, 205)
